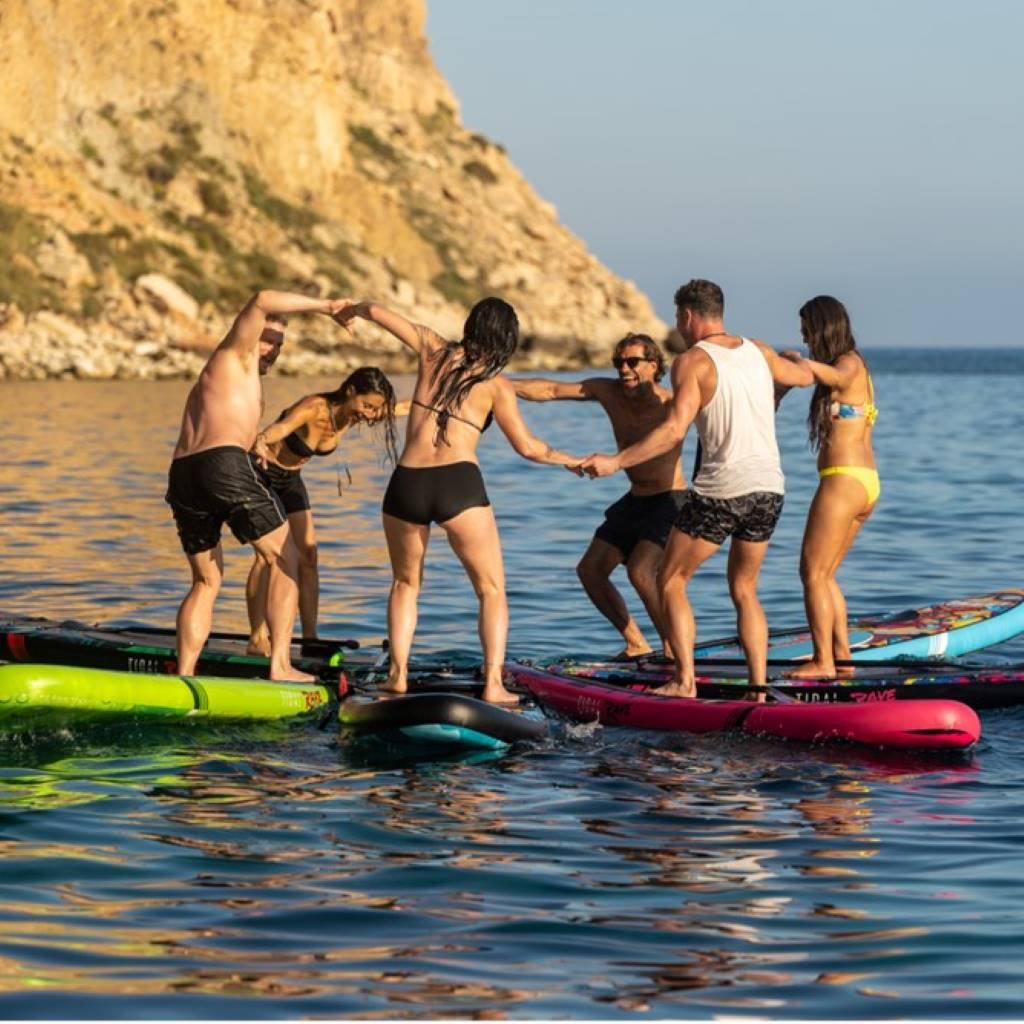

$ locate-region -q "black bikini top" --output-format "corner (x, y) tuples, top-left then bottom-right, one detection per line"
(412, 398), (493, 433)
(283, 431), (337, 460)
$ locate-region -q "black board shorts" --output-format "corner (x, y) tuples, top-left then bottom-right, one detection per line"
(250, 456), (312, 515)
(382, 461), (490, 525)
(166, 446), (286, 555)
(595, 489), (686, 558)
(673, 489), (784, 546)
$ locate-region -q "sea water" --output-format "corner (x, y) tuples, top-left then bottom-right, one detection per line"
(0, 348), (1022, 1019)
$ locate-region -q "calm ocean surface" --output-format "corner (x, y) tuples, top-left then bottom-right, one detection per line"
(1, 346), (1023, 1019)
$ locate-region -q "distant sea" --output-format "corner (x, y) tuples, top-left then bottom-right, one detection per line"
(0, 346), (1022, 1019)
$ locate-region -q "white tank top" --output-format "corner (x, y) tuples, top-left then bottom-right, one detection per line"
(692, 338), (784, 499)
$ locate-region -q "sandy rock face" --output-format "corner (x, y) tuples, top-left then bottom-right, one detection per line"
(0, 0), (667, 381)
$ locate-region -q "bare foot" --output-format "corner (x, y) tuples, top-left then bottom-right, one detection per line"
(650, 681), (696, 698)
(743, 689), (768, 703)
(611, 645), (652, 662)
(381, 674), (408, 695)
(270, 663), (316, 683)
(247, 637), (271, 657)
(786, 661), (836, 680)
(836, 664), (856, 679)
(481, 683), (520, 706)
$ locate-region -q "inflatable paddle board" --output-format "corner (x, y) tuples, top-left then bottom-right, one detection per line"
(524, 657), (1024, 709)
(340, 692), (547, 751)
(508, 664), (980, 751)
(694, 588), (1024, 661)
(0, 663), (335, 731)
(0, 614), (356, 683)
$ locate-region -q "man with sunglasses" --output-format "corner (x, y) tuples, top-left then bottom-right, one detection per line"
(514, 333), (684, 657)
(581, 280), (813, 698)
(165, 289), (351, 682)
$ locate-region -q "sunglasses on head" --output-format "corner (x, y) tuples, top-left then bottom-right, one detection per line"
(612, 355), (651, 370)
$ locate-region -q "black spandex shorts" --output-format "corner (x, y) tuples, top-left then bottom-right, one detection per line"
(251, 456), (312, 515)
(166, 446), (286, 555)
(382, 461), (490, 525)
(595, 489), (686, 558)
(673, 489), (784, 546)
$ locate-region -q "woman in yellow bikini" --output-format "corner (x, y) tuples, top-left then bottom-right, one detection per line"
(783, 295), (879, 679)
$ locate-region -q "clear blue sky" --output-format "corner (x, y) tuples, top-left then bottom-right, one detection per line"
(426, 1), (1024, 347)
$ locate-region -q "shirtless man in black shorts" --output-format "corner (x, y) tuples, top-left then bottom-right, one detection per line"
(514, 334), (684, 657)
(165, 289), (350, 680)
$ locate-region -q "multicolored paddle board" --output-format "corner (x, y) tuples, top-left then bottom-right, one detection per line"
(694, 588), (1024, 661)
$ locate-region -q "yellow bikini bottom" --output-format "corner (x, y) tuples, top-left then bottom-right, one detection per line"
(818, 465), (881, 505)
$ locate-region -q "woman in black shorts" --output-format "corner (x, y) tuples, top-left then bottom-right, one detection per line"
(339, 297), (582, 704)
(246, 367), (401, 654)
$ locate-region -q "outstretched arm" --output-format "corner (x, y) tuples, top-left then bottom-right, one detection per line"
(222, 290), (350, 358)
(781, 349), (859, 389)
(491, 377), (582, 469)
(512, 377), (600, 402)
(581, 354), (700, 477)
(755, 340), (815, 388)
(337, 301), (444, 355)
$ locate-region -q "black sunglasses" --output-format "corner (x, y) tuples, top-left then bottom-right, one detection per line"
(612, 355), (652, 370)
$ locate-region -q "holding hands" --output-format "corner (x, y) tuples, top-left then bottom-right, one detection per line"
(579, 452), (621, 479)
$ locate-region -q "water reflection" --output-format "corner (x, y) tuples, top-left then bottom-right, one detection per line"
(1, 372), (1022, 1017)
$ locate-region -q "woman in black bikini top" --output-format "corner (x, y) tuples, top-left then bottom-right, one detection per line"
(337, 296), (582, 705)
(245, 367), (400, 656)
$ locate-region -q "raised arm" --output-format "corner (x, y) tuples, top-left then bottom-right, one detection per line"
(338, 301), (444, 356)
(581, 353), (701, 477)
(222, 290), (349, 358)
(754, 340), (816, 388)
(512, 377), (601, 402)
(782, 349), (860, 389)
(491, 377), (582, 468)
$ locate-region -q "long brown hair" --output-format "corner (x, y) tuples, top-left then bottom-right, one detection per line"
(427, 296), (519, 445)
(800, 295), (865, 452)
(325, 366), (398, 464)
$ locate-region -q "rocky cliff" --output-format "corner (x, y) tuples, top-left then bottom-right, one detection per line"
(0, 0), (665, 380)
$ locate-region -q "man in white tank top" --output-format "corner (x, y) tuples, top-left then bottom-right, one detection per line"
(582, 279), (810, 697)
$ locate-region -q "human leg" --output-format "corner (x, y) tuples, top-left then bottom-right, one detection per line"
(176, 545), (224, 675)
(626, 540), (672, 656)
(790, 476), (871, 679)
(287, 509), (319, 639)
(251, 522), (311, 682)
(576, 536), (649, 656)
(245, 553), (271, 656)
(382, 512), (430, 694)
(726, 538), (771, 689)
(442, 504), (516, 704)
(655, 528), (720, 696)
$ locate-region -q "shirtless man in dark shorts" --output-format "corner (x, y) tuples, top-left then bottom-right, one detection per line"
(165, 289), (349, 680)
(514, 334), (684, 657)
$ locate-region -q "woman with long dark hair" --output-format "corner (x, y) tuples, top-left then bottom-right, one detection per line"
(247, 366), (402, 654)
(783, 296), (879, 679)
(340, 297), (582, 704)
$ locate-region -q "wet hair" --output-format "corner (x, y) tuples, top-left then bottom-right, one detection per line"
(613, 333), (666, 381)
(799, 295), (863, 452)
(673, 279), (724, 318)
(266, 313), (289, 327)
(427, 296), (519, 445)
(325, 366), (398, 464)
